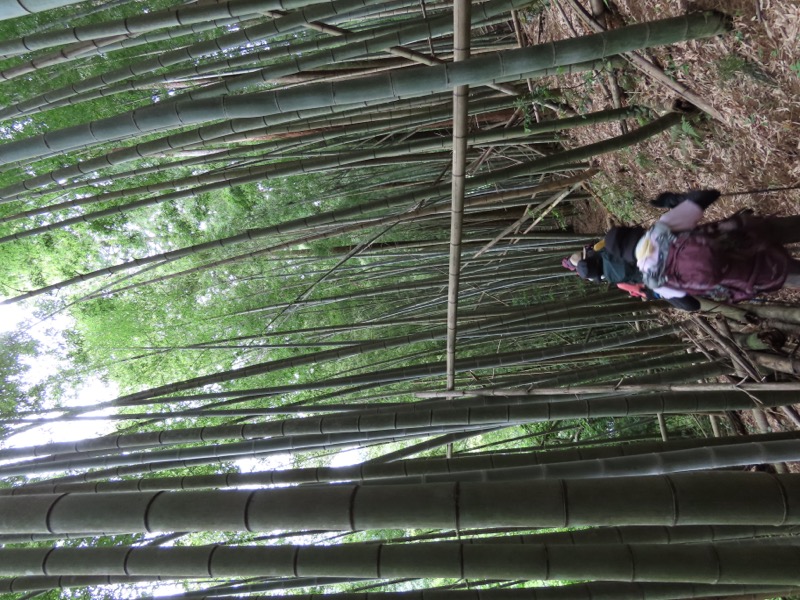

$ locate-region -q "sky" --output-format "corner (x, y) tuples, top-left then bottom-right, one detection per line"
(0, 302), (366, 596)
(0, 302), (117, 449)
(0, 303), (368, 462)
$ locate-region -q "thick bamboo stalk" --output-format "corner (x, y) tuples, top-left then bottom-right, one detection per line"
(0, 12), (730, 166)
(2, 472), (800, 535)
(0, 1), (299, 57)
(0, 93), (515, 201)
(14, 431), (796, 497)
(445, 0), (472, 390)
(0, 0), (421, 118)
(1, 540), (800, 583)
(0, 578), (791, 598)
(0, 424), (496, 478)
(415, 383), (800, 398)
(376, 437), (800, 484)
(14, 386), (797, 481)
(560, 0), (728, 123)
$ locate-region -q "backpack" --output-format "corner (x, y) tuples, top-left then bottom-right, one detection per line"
(642, 212), (789, 302)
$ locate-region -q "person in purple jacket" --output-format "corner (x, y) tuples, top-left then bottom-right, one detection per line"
(604, 189), (800, 304)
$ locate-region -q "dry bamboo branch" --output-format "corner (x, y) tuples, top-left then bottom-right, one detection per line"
(692, 316), (762, 381)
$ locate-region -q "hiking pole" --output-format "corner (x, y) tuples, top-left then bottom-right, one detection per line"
(719, 184), (800, 197)
(652, 185), (800, 209)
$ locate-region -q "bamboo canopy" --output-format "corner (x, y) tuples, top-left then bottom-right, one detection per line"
(2, 3), (795, 599)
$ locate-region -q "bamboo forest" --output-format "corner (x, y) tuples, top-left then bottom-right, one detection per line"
(1, 1), (799, 599)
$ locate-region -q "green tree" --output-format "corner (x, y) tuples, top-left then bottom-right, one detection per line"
(0, 329), (43, 414)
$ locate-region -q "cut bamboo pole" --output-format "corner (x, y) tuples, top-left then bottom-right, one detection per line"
(446, 0), (472, 391)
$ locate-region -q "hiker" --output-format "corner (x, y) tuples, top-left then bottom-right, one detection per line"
(604, 189), (800, 306)
(564, 241), (642, 284)
(563, 240), (652, 300)
(563, 241), (703, 306)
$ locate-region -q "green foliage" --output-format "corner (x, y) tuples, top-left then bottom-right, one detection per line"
(0, 329), (43, 413)
(664, 56), (690, 78)
(679, 117), (701, 141)
(514, 87), (560, 131)
(715, 53), (775, 84)
(593, 180), (639, 224)
(0, 233), (103, 299)
(633, 152), (656, 170)
(549, 208), (567, 230)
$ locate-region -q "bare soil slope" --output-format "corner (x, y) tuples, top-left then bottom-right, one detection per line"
(525, 0), (800, 229)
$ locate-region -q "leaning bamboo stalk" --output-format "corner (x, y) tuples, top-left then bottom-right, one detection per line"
(0, 0), (420, 118)
(0, 124), (542, 242)
(416, 382), (800, 398)
(374, 438), (800, 484)
(445, 0), (472, 391)
(0, 368), (772, 472)
(742, 303), (800, 325)
(560, 0), (728, 123)
(691, 319), (757, 375)
(100, 323), (682, 409)
(6, 431), (798, 496)
(0, 94), (521, 203)
(751, 352), (800, 376)
(261, 3), (520, 98)
(0, 13), (731, 166)
(0, 0), (307, 57)
(0, 33), (131, 82)
(168, 587), (800, 600)
(0, 424), (499, 478)
(470, 180), (590, 260)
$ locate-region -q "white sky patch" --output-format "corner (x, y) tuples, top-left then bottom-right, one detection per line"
(329, 447), (366, 467)
(0, 304), (365, 465)
(235, 452), (293, 476)
(0, 303), (28, 334)
(0, 303), (118, 450)
(233, 446), (366, 483)
(5, 387), (117, 450)
(151, 583), (193, 598)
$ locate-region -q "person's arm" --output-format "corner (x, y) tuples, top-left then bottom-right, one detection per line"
(652, 285), (687, 299)
(657, 200), (704, 232)
(616, 282), (648, 299)
(651, 189), (721, 210)
(656, 188), (721, 231)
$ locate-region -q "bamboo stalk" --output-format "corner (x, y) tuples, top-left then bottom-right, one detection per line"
(559, 0), (728, 123)
(445, 0), (472, 391)
(415, 382), (800, 398)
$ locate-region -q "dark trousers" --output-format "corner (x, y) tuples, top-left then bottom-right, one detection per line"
(765, 215), (800, 245)
(769, 215), (800, 288)
(785, 260), (800, 288)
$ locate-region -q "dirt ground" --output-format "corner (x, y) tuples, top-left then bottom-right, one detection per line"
(521, 1), (800, 450)
(522, 0), (800, 230)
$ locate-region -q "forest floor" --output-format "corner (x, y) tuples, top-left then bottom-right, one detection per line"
(521, 1), (800, 449)
(523, 0), (800, 230)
